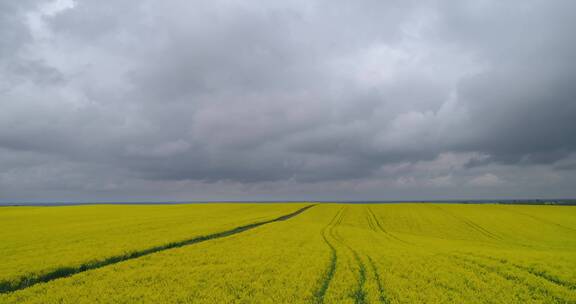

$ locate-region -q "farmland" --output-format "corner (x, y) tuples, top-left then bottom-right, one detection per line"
(1, 203), (575, 303)
(0, 203), (307, 292)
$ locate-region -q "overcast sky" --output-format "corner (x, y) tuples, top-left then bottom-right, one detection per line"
(1, 0), (576, 202)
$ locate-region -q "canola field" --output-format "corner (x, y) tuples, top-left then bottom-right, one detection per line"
(1, 203), (575, 303)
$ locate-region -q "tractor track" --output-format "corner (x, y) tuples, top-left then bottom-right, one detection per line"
(330, 207), (368, 304)
(367, 256), (390, 304)
(315, 208), (344, 304)
(467, 253), (576, 290)
(451, 254), (568, 303)
(0, 204), (316, 294)
(366, 206), (411, 245)
(434, 206), (502, 241)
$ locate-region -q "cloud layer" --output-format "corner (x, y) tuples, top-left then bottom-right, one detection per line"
(1, 0), (576, 201)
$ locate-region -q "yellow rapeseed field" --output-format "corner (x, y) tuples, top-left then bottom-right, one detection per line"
(1, 203), (575, 303)
(0, 203), (306, 292)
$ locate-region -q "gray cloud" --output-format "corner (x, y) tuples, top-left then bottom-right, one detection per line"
(1, 0), (575, 202)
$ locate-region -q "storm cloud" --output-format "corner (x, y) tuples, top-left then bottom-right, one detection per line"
(1, 0), (576, 202)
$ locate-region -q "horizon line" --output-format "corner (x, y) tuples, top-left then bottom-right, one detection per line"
(1, 198), (575, 207)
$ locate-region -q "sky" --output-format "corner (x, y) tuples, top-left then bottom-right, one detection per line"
(1, 0), (576, 202)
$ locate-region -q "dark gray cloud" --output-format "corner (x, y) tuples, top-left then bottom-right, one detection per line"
(1, 0), (575, 202)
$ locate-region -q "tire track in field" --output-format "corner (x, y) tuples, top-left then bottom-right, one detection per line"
(366, 206), (411, 245)
(467, 253), (576, 290)
(0, 204), (316, 295)
(367, 256), (391, 304)
(434, 206), (502, 241)
(351, 251), (368, 304)
(315, 208), (344, 304)
(363, 207), (394, 303)
(497, 206), (576, 233)
(365, 208), (379, 232)
(366, 207), (390, 303)
(450, 254), (569, 303)
(330, 207), (368, 304)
